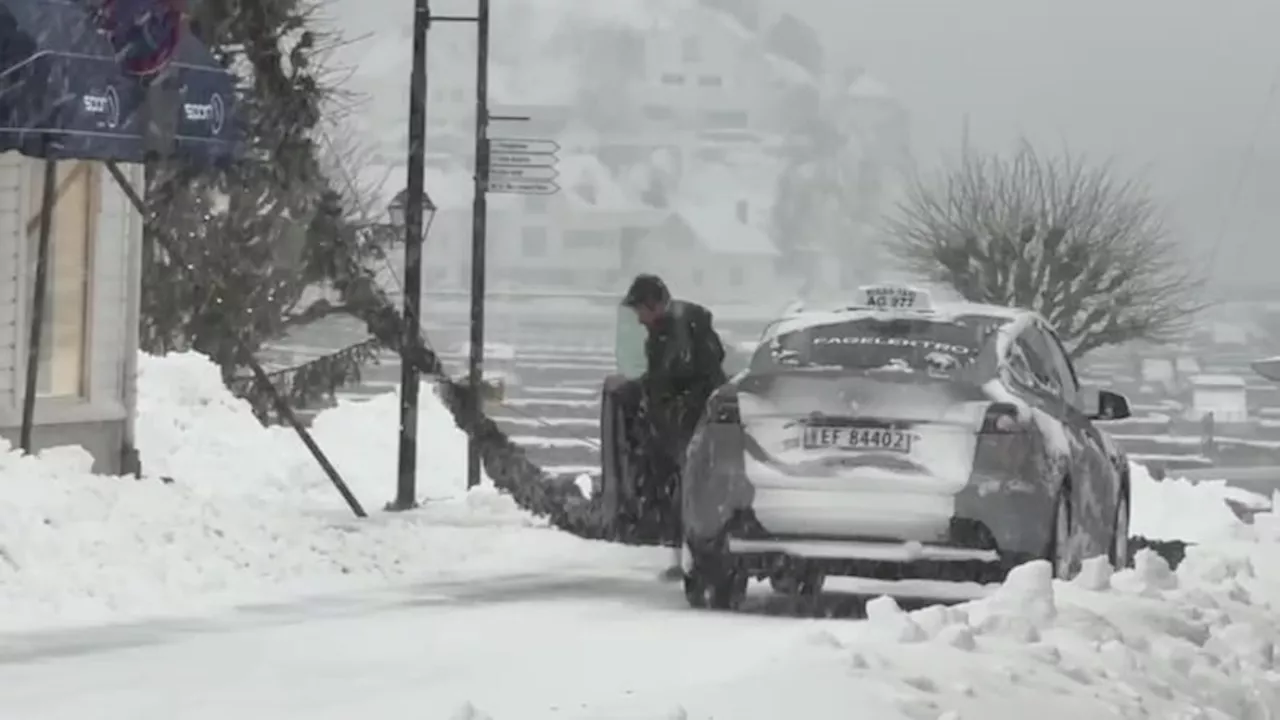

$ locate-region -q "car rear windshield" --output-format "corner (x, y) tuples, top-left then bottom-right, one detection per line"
(752, 314), (1008, 375)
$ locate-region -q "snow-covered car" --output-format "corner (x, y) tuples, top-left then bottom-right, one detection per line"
(678, 284), (1134, 609)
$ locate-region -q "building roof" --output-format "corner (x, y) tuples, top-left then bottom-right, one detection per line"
(675, 203), (778, 256)
(1190, 374), (1248, 388)
(557, 153), (639, 211)
(846, 71), (891, 98)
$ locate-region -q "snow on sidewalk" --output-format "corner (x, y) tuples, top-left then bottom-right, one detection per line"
(5, 351), (1280, 719)
(587, 553), (1280, 719)
(0, 352), (657, 633)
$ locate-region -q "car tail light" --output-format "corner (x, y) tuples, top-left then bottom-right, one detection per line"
(980, 402), (1024, 434)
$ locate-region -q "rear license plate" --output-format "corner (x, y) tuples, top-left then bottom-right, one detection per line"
(803, 426), (913, 452)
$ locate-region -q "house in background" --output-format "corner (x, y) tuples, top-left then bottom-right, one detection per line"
(498, 154), (655, 291)
(635, 198), (779, 305)
(1188, 374), (1249, 424)
(0, 157), (146, 473)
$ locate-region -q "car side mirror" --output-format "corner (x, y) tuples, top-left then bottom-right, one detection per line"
(1089, 389), (1131, 421)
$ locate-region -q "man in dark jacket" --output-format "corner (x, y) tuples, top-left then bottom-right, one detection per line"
(621, 274), (727, 580)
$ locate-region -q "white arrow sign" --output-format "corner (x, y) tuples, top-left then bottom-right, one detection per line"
(489, 138), (559, 155)
(486, 179), (560, 195)
(489, 165), (558, 181)
(490, 152), (557, 168)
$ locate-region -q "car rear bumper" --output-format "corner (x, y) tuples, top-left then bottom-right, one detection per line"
(749, 486), (957, 541)
(700, 505), (1029, 582)
(725, 536), (998, 563)
(722, 536), (1006, 583)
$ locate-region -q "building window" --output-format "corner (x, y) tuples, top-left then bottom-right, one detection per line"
(660, 73), (685, 85)
(564, 230), (602, 249)
(704, 110), (749, 128)
(25, 160), (96, 398)
(728, 264), (744, 287)
(522, 226), (548, 256)
(697, 75), (723, 87)
(681, 37), (701, 62)
(643, 104), (673, 121)
(695, 147), (728, 162)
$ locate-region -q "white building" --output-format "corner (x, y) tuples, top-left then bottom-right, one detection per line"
(634, 200), (779, 305)
(382, 154), (656, 295)
(632, 2), (818, 135)
(1188, 374), (1248, 423)
(0, 157), (145, 473)
(494, 154), (654, 291)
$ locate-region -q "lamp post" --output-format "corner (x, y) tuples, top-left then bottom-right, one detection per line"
(387, 188), (436, 230)
(389, 183), (437, 512)
(389, 0), (434, 513)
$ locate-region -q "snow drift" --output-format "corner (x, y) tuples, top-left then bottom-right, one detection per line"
(0, 352), (651, 632)
(589, 553), (1280, 719)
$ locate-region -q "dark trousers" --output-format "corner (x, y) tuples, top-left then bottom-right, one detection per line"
(647, 391), (707, 546)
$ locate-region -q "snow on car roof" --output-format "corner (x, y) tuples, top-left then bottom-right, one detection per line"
(761, 300), (1030, 342)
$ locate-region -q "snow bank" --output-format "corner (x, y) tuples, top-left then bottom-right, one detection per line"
(135, 351), (476, 505)
(592, 554), (1280, 719)
(1130, 461), (1273, 543)
(0, 352), (653, 632)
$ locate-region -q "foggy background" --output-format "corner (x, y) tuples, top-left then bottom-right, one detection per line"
(793, 0), (1280, 295)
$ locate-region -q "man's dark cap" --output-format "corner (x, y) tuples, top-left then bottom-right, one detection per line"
(621, 273), (670, 308)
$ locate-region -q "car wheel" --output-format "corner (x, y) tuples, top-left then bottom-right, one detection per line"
(683, 544), (747, 610)
(1046, 483), (1075, 580)
(1109, 489), (1131, 570)
(769, 575), (797, 594)
(769, 569), (824, 596)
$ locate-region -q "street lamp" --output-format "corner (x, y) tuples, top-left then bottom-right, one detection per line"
(387, 188), (436, 232)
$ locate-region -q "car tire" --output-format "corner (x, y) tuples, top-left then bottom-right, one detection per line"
(1108, 486), (1131, 570)
(769, 569), (824, 596)
(683, 544), (747, 610)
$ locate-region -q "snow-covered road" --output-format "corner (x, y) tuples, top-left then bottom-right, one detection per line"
(7, 353), (1280, 719)
(6, 551), (1280, 720)
(0, 570), (831, 719)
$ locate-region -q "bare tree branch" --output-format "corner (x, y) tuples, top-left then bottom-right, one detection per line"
(884, 142), (1207, 358)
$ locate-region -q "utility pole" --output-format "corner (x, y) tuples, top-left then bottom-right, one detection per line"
(391, 0), (432, 511)
(466, 0), (491, 489)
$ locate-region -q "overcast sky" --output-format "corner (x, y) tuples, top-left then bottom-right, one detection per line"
(795, 0), (1280, 290)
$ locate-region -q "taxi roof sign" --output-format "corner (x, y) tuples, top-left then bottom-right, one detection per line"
(858, 284), (932, 311)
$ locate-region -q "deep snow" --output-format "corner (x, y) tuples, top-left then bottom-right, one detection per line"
(4, 352), (1280, 718)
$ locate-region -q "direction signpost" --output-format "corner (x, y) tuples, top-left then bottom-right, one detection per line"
(486, 138), (560, 195)
(489, 165), (557, 181)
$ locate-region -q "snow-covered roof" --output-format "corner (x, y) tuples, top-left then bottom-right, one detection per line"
(673, 157), (780, 211)
(676, 203), (777, 256)
(557, 154), (638, 211)
(763, 51), (817, 86)
(846, 72), (891, 99)
(1190, 374), (1248, 389)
